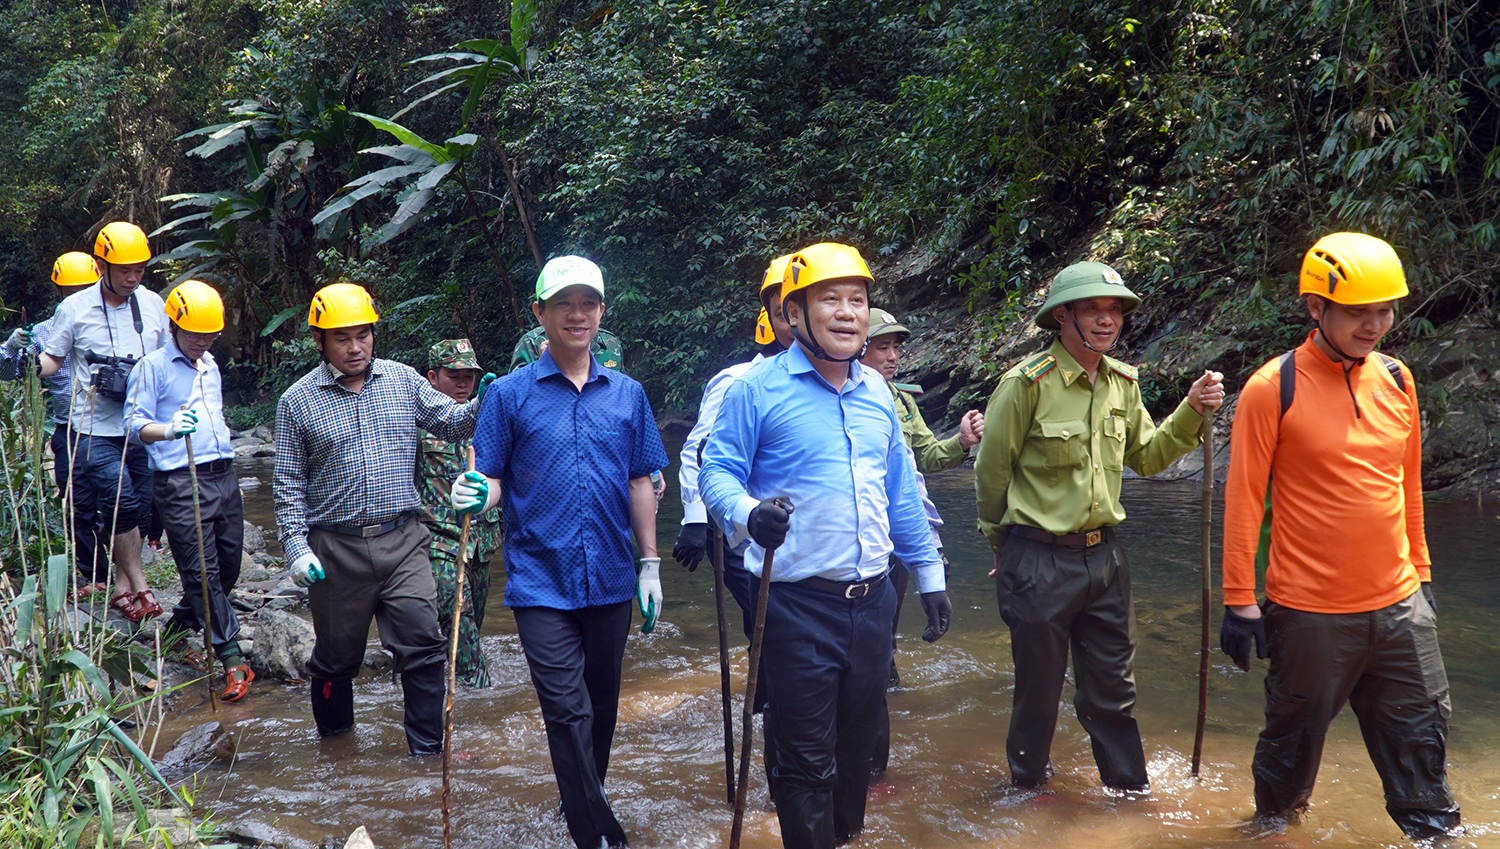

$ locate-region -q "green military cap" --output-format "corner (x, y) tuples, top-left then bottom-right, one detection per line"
(429, 338), (483, 371)
(1035, 261), (1142, 330)
(867, 308), (911, 341)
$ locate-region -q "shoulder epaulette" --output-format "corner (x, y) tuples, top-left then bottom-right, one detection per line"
(1103, 356), (1139, 382)
(892, 381), (924, 394)
(1019, 353), (1057, 383)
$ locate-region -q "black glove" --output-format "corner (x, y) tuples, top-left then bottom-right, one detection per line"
(746, 497), (794, 550)
(1421, 582), (1436, 613)
(1219, 607), (1269, 672)
(672, 523), (709, 572)
(920, 590), (952, 643)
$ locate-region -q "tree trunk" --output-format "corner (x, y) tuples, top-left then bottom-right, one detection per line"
(496, 143), (544, 271)
(458, 173), (528, 330)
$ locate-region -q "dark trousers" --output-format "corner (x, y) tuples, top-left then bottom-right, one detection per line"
(993, 528), (1146, 789)
(761, 576), (895, 849)
(51, 424), (103, 581)
(307, 520), (446, 753)
(73, 433), (153, 581)
(155, 464), (244, 658)
(513, 602), (632, 849)
(1254, 592), (1460, 837)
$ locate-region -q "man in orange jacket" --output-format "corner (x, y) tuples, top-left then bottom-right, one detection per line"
(1220, 233), (1460, 839)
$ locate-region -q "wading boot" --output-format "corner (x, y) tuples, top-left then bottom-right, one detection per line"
(310, 678), (354, 737)
(1389, 804), (1462, 840)
(401, 663), (446, 756)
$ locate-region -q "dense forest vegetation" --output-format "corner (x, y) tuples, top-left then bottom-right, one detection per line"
(2, 0), (1496, 485)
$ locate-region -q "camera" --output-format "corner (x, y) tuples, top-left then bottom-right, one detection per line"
(84, 351), (139, 403)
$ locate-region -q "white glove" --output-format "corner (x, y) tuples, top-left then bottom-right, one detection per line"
(5, 327), (32, 350)
(164, 409), (199, 440)
(451, 471), (498, 514)
(291, 552), (325, 587)
(637, 557), (662, 634)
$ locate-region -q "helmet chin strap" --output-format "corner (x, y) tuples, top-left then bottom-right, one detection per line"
(1068, 308), (1117, 354)
(101, 263), (121, 298)
(791, 323), (866, 363)
(1315, 321), (1365, 364)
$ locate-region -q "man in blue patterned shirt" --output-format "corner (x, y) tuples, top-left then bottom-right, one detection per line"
(273, 282), (487, 755)
(453, 256), (669, 849)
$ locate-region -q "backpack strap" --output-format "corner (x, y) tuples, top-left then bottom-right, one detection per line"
(1374, 352), (1406, 393)
(1277, 350), (1296, 420)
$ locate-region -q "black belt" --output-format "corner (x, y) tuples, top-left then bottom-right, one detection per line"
(1009, 524), (1113, 548)
(169, 457), (234, 475)
(312, 512), (411, 539)
(799, 570), (890, 599)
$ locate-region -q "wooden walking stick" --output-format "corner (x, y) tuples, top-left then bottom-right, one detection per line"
(729, 498), (793, 849)
(1191, 411), (1216, 777)
(442, 446), (476, 849)
(180, 406), (217, 713)
(710, 522), (736, 806)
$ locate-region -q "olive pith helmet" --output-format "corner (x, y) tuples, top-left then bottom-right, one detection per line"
(759, 253), (796, 311)
(781, 242), (873, 306)
(1035, 261), (1142, 330)
(308, 282), (379, 329)
(52, 252), (100, 287)
(429, 338), (482, 371)
(867, 308), (910, 342)
(164, 280), (225, 333)
(755, 308), (774, 345)
(536, 256), (604, 302)
(93, 222), (152, 265)
(1299, 233), (1408, 304)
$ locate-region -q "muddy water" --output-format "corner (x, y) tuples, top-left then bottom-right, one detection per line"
(173, 454), (1500, 848)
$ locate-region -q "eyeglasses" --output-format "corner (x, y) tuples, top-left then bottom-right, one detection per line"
(181, 331), (221, 345)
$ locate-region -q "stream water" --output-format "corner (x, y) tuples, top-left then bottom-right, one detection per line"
(166, 451), (1500, 848)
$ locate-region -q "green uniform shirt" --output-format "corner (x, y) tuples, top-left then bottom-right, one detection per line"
(508, 325), (626, 373)
(890, 385), (968, 474)
(974, 339), (1203, 551)
(416, 435), (502, 563)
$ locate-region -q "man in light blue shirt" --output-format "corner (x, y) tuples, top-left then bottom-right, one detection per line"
(125, 280), (253, 701)
(699, 242), (952, 849)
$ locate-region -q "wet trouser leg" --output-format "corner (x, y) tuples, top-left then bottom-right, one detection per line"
(431, 547), (493, 688)
(995, 529), (1144, 789)
(722, 550), (777, 788)
(762, 576), (895, 849)
(155, 465), (244, 659)
(307, 520), (447, 753)
(1254, 593), (1459, 836)
(513, 602), (631, 849)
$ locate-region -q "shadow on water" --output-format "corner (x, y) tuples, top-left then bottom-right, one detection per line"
(179, 451), (1500, 848)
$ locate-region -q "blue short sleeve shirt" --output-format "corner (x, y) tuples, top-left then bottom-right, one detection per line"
(473, 349), (669, 609)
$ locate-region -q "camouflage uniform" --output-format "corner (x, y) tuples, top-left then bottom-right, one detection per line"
(417, 339), (502, 688)
(508, 325), (625, 373)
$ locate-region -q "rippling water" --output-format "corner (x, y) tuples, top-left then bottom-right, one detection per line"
(174, 453), (1500, 848)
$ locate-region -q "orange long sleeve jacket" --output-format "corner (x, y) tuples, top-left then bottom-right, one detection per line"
(1222, 333), (1429, 613)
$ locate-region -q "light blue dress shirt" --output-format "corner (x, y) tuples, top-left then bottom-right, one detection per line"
(126, 336), (235, 471)
(699, 344), (945, 593)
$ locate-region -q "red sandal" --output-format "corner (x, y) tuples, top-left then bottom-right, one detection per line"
(134, 590), (163, 620)
(68, 582), (108, 602)
(220, 663), (254, 703)
(110, 591), (143, 623)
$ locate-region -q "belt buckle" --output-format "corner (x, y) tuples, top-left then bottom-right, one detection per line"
(844, 582), (869, 600)
(360, 523), (382, 539)
(1085, 530), (1102, 547)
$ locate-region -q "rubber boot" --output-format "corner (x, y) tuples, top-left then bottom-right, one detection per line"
(310, 678), (354, 737)
(1388, 805), (1462, 840)
(401, 663), (446, 756)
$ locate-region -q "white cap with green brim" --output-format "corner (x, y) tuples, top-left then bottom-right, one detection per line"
(536, 255), (605, 302)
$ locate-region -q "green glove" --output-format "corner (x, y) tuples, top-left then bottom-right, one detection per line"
(451, 470), (491, 514)
(475, 371), (498, 403)
(637, 557), (662, 634)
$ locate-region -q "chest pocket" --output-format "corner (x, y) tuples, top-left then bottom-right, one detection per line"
(1100, 414), (1127, 471)
(1038, 419), (1087, 470)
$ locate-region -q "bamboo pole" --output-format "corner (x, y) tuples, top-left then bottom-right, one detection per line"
(1191, 412), (1216, 776)
(181, 406), (217, 713)
(442, 446), (476, 849)
(711, 522), (736, 806)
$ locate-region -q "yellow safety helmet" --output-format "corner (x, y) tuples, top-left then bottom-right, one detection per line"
(163, 280), (225, 333)
(755, 308), (774, 345)
(93, 222), (152, 265)
(308, 282), (379, 330)
(780, 242), (873, 307)
(1299, 233), (1408, 304)
(759, 253), (796, 312)
(51, 252), (99, 287)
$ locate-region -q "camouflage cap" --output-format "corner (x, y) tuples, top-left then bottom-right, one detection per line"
(429, 338), (483, 371)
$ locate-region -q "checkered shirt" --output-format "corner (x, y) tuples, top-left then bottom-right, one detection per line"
(274, 358), (479, 563)
(0, 318), (73, 424)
